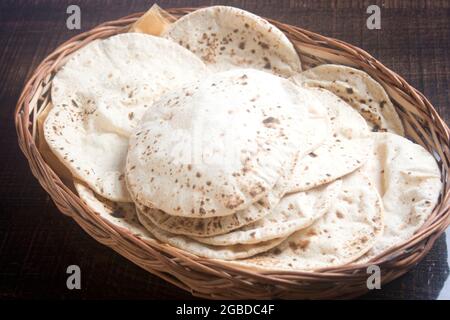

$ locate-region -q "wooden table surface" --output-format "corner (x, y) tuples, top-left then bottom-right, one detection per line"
(0, 0), (449, 299)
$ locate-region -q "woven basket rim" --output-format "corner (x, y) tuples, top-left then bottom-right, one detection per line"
(14, 7), (450, 299)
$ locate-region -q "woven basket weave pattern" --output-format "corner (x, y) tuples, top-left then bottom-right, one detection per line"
(14, 8), (450, 299)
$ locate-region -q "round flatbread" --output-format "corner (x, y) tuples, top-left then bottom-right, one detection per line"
(229, 171), (384, 271)
(135, 180), (285, 237)
(74, 182), (152, 241)
(163, 6), (302, 77)
(193, 179), (342, 246)
(126, 68), (329, 218)
(358, 132), (442, 261)
(288, 87), (372, 192)
(136, 209), (286, 260)
(46, 33), (207, 201)
(294, 64), (404, 135)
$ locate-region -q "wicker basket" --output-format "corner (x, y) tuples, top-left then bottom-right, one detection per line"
(15, 8), (450, 299)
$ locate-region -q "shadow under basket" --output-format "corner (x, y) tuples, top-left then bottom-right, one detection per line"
(15, 8), (450, 299)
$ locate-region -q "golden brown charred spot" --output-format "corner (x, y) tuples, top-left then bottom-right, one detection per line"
(249, 184), (266, 198)
(306, 229), (317, 236)
(71, 99), (79, 108)
(262, 117), (280, 128)
(128, 112), (134, 120)
(206, 181), (212, 186)
(224, 195), (245, 210)
(379, 100), (386, 109)
(336, 211), (344, 219)
(244, 23), (250, 28)
(263, 57), (271, 69)
(296, 239), (310, 250)
(242, 166), (251, 174)
(196, 172), (201, 178)
(273, 248), (282, 255)
(195, 220), (204, 231)
(256, 199), (265, 206)
(233, 28), (239, 33)
(289, 241), (298, 250)
(309, 152), (318, 158)
(187, 164), (192, 171)
(111, 209), (125, 218)
(199, 207), (206, 215)
(258, 41), (269, 49)
(238, 42), (246, 50)
(346, 87), (354, 94)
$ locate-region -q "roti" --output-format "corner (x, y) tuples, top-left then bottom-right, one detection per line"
(136, 209), (286, 260)
(358, 132), (442, 261)
(288, 87), (372, 192)
(45, 33), (207, 201)
(74, 181), (152, 241)
(126, 68), (329, 218)
(36, 102), (73, 185)
(193, 179), (341, 246)
(229, 171), (384, 271)
(294, 64), (404, 135)
(136, 179), (285, 237)
(163, 6), (302, 77)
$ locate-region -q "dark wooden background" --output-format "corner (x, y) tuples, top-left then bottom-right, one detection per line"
(0, 0), (449, 299)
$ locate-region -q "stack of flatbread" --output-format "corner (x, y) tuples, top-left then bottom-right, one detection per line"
(43, 5), (442, 272)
